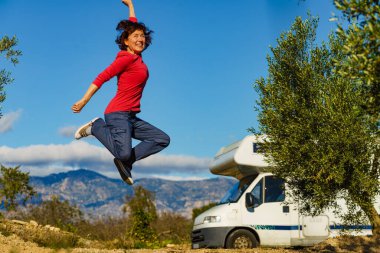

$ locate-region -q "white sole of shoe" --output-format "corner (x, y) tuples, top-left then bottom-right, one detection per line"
(74, 117), (100, 140)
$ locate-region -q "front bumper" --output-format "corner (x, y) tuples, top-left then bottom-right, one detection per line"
(191, 227), (234, 249)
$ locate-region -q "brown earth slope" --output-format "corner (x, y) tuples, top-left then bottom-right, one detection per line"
(0, 219), (378, 253)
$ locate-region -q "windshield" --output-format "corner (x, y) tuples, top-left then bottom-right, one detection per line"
(219, 175), (257, 205)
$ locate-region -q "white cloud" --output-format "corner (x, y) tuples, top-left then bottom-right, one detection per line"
(0, 110), (22, 133)
(0, 141), (212, 180)
(148, 175), (209, 181)
(0, 141), (111, 165)
(58, 126), (77, 138)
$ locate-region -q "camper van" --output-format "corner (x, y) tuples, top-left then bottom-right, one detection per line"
(191, 135), (379, 249)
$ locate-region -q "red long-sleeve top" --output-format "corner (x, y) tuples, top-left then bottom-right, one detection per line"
(92, 17), (149, 114)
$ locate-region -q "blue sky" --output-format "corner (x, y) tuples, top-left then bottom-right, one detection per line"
(0, 0), (337, 180)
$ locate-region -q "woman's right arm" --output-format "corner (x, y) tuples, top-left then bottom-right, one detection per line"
(71, 84), (99, 113)
(72, 53), (132, 113)
(122, 0), (136, 21)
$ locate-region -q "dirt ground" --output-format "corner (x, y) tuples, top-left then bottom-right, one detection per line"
(0, 233), (379, 253)
(0, 219), (378, 253)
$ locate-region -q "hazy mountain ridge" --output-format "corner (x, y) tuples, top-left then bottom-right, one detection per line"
(29, 169), (236, 218)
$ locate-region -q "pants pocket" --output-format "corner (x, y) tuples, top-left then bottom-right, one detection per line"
(111, 126), (126, 136)
(110, 128), (131, 159)
(110, 128), (127, 145)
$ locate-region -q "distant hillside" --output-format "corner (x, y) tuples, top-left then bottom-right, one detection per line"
(29, 169), (236, 218)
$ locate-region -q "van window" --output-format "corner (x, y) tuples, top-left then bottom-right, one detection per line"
(219, 175), (257, 205)
(253, 143), (261, 153)
(265, 176), (285, 203)
(251, 179), (263, 207)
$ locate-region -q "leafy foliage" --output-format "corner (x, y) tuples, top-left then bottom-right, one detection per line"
(192, 202), (217, 220)
(75, 217), (129, 241)
(333, 0), (379, 116)
(254, 15), (380, 233)
(153, 211), (192, 244)
(22, 195), (83, 232)
(0, 36), (22, 117)
(124, 185), (158, 248)
(0, 165), (36, 211)
(7, 184), (193, 248)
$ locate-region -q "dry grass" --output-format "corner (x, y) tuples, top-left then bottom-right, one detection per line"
(304, 235), (380, 253)
(0, 219), (379, 253)
(0, 219), (82, 249)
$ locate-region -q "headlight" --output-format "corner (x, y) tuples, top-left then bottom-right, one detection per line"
(203, 216), (221, 224)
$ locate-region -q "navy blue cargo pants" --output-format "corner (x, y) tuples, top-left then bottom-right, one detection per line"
(91, 111), (170, 167)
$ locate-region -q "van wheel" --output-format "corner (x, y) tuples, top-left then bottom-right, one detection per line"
(226, 229), (258, 249)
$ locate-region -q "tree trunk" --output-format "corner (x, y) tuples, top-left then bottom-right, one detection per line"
(359, 202), (380, 239)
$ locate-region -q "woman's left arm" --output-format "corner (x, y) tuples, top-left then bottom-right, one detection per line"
(122, 0), (136, 21)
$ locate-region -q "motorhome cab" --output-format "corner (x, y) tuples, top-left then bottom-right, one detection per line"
(191, 135), (379, 249)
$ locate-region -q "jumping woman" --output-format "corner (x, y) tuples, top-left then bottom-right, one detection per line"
(71, 0), (170, 185)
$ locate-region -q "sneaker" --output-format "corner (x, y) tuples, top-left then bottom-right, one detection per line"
(114, 158), (134, 185)
(74, 118), (100, 140)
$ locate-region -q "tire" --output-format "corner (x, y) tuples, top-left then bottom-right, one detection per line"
(225, 229), (258, 249)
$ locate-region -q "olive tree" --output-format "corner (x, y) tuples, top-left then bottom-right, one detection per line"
(254, 16), (380, 236)
(334, 0), (379, 117)
(0, 35), (21, 117)
(0, 165), (36, 211)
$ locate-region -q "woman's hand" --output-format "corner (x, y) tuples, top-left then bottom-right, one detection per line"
(122, 0), (136, 19)
(122, 0), (133, 8)
(71, 84), (99, 113)
(71, 99), (87, 113)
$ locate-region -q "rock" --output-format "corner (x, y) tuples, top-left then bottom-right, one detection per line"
(45, 225), (60, 232)
(29, 220), (38, 227)
(11, 220), (28, 225)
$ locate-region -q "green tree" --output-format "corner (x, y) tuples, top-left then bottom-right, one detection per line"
(25, 195), (83, 232)
(333, 0), (379, 117)
(153, 212), (192, 244)
(124, 186), (158, 247)
(0, 165), (36, 211)
(255, 16), (380, 236)
(74, 217), (129, 241)
(192, 202), (217, 221)
(0, 36), (22, 117)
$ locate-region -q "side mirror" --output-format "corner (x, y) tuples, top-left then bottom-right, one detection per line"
(245, 193), (255, 209)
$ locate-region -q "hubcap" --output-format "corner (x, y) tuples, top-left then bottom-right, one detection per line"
(233, 235), (252, 248)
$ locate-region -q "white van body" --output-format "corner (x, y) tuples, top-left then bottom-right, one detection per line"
(192, 135), (379, 249)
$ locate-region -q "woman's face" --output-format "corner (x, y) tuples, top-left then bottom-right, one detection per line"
(124, 29), (146, 54)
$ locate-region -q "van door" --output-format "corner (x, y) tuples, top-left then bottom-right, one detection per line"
(302, 215), (329, 238)
(242, 175), (292, 246)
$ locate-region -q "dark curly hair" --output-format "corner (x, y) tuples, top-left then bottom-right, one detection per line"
(115, 20), (153, 51)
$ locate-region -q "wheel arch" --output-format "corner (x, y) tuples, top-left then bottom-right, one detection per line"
(224, 226), (260, 248)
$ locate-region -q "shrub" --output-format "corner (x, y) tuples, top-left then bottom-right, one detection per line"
(192, 202), (217, 220)
(17, 195), (83, 233)
(0, 219), (79, 249)
(124, 186), (158, 246)
(75, 216), (128, 241)
(153, 211), (192, 244)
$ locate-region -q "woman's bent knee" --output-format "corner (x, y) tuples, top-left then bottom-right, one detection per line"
(116, 150), (132, 162)
(159, 134), (170, 148)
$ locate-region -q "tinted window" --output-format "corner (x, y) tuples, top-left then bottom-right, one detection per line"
(219, 175), (257, 204)
(253, 143), (261, 153)
(265, 176), (285, 203)
(251, 179), (263, 207)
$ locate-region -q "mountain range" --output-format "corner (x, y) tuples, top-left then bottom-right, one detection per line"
(29, 169), (236, 219)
